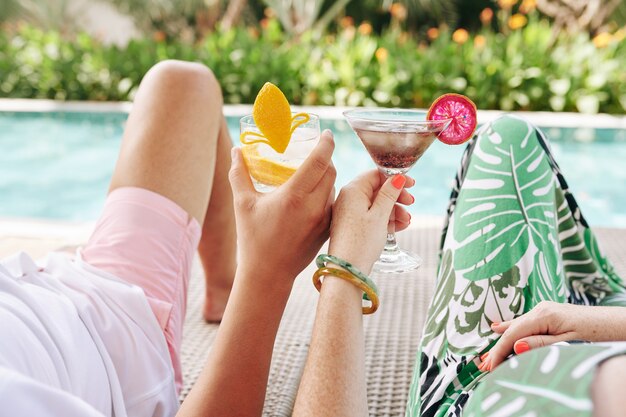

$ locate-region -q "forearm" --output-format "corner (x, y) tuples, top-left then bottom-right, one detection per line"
(177, 266), (292, 417)
(293, 276), (368, 417)
(580, 306), (626, 341)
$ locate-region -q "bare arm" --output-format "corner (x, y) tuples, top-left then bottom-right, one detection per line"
(293, 276), (367, 417)
(177, 266), (292, 416)
(293, 171), (415, 416)
(178, 132), (336, 416)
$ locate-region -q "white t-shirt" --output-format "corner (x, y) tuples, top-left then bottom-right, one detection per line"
(0, 251), (178, 417)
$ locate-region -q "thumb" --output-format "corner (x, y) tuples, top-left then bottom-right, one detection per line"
(513, 334), (572, 355)
(228, 147), (255, 200)
(372, 174), (406, 216)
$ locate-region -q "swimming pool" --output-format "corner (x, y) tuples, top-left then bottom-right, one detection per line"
(1, 110), (625, 227)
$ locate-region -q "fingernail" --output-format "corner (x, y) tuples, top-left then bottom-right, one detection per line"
(514, 341), (530, 355)
(491, 322), (500, 327)
(408, 212), (412, 222)
(323, 129), (334, 139)
(231, 148), (237, 161)
(410, 194), (415, 204)
(480, 352), (489, 361)
(391, 175), (406, 190)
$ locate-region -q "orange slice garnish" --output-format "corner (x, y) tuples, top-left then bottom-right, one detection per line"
(240, 82), (309, 154)
(241, 143), (297, 186)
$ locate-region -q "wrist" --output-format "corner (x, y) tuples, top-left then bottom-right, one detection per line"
(235, 262), (294, 297)
(320, 273), (363, 298)
(327, 246), (373, 275)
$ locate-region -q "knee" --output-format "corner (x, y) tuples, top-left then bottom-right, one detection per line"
(481, 114), (544, 147)
(592, 356), (626, 416)
(144, 60), (222, 104)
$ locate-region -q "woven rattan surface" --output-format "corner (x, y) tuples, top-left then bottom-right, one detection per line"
(179, 226), (626, 416)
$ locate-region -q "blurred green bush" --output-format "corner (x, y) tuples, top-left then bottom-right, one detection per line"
(1, 15), (624, 113)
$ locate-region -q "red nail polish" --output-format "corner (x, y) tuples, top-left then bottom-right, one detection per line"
(491, 322), (500, 327)
(514, 341), (530, 355)
(391, 175), (406, 189)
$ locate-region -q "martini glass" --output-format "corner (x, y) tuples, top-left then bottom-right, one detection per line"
(343, 109), (451, 273)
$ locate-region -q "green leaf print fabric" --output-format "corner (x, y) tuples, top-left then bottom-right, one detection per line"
(406, 116), (626, 417)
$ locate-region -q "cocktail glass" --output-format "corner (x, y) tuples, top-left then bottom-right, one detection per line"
(239, 113), (320, 192)
(343, 109), (451, 273)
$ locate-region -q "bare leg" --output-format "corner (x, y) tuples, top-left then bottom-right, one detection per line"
(199, 118), (236, 322)
(109, 59), (235, 320)
(592, 356), (626, 417)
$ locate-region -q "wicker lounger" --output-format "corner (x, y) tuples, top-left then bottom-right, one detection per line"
(179, 226), (626, 417)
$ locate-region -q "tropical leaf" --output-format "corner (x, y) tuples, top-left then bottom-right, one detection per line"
(463, 343), (626, 417)
(452, 117), (559, 282)
(421, 249), (455, 346)
(553, 187), (623, 305)
(450, 265), (524, 352)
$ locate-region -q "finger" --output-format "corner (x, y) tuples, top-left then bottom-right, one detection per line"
(371, 175), (406, 216)
(311, 162), (337, 203)
(491, 320), (514, 334)
(404, 176), (416, 189)
(395, 219), (411, 232)
(228, 148), (257, 203)
(393, 206), (411, 231)
(377, 173), (414, 189)
(488, 317), (547, 369)
(287, 129), (334, 194)
(514, 333), (576, 354)
(353, 169), (385, 200)
(394, 205), (411, 224)
(397, 189), (415, 206)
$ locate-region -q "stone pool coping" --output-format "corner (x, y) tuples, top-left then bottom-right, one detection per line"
(1, 98), (625, 129)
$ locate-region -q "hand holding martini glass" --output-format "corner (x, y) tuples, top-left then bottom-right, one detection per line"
(344, 94), (477, 274)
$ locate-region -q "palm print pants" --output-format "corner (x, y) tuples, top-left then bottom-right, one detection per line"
(406, 115), (626, 417)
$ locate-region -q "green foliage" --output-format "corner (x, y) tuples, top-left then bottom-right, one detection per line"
(103, 0), (220, 40)
(1, 19), (625, 114)
(0, 0), (74, 31)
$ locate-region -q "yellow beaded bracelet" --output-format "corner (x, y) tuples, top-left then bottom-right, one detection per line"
(312, 266), (380, 314)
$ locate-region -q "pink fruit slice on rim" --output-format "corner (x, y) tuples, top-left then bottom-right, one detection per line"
(427, 93), (477, 145)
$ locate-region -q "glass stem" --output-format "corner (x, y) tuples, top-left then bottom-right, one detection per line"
(384, 204), (399, 254)
(385, 233), (399, 253)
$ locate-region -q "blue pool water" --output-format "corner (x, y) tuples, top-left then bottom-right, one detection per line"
(1, 111), (625, 227)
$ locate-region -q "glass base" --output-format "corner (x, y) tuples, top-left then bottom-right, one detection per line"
(252, 178), (277, 193)
(372, 248), (422, 274)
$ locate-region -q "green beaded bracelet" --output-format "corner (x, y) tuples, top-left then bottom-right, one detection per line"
(315, 254), (378, 301)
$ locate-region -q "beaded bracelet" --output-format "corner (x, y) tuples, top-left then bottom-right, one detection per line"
(312, 267), (380, 314)
(315, 254), (379, 300)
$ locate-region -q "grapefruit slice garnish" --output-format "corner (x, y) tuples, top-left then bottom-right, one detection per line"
(241, 143), (297, 186)
(240, 82), (309, 154)
(427, 93), (477, 145)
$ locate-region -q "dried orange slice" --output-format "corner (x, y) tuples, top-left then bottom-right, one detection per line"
(240, 82), (309, 154)
(427, 93), (477, 145)
(241, 143), (297, 186)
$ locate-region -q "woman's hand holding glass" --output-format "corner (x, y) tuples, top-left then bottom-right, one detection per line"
(328, 170), (415, 275)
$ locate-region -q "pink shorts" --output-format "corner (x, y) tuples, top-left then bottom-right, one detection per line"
(81, 187), (202, 394)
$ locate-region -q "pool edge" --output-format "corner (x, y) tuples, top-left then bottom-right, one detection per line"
(1, 98), (625, 129)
